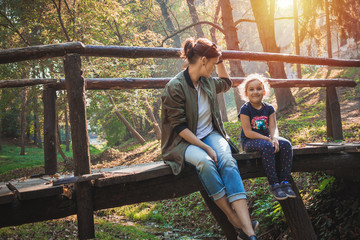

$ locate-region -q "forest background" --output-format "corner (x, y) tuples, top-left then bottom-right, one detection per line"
(0, 0), (359, 239)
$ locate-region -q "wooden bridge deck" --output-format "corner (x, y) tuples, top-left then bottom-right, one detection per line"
(0, 143), (359, 229)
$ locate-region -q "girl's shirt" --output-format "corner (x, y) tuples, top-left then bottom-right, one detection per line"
(238, 102), (275, 143)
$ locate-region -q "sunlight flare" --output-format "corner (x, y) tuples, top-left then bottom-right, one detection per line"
(277, 0), (293, 9)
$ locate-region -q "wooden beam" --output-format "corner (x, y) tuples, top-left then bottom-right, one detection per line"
(64, 54), (91, 176)
(43, 87), (57, 175)
(0, 150), (358, 229)
(326, 86), (343, 140)
(1, 43), (360, 67)
(44, 77), (357, 90)
(0, 42), (85, 64)
(64, 53), (94, 239)
(279, 177), (317, 240)
(0, 79), (57, 88)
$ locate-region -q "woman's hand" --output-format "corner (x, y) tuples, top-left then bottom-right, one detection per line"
(204, 145), (218, 166)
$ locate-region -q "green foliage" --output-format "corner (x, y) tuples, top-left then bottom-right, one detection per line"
(247, 178), (286, 231)
(307, 176), (360, 239)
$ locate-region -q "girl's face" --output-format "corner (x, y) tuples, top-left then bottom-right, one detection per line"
(200, 56), (219, 78)
(245, 79), (265, 104)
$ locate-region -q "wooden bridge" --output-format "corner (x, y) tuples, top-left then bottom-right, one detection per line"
(0, 42), (359, 240)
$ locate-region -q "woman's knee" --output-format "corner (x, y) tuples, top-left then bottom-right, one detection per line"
(196, 157), (216, 173)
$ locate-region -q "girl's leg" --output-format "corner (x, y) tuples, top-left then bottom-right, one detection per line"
(277, 137), (293, 182)
(243, 139), (279, 185)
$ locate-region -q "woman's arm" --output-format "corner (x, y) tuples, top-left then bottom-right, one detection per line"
(240, 114), (271, 142)
(216, 61), (230, 79)
(178, 128), (218, 166)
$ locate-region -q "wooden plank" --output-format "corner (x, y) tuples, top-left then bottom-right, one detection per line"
(16, 184), (63, 201)
(6, 178), (63, 200)
(53, 173), (104, 186)
(95, 162), (172, 187)
(0, 185), (15, 204)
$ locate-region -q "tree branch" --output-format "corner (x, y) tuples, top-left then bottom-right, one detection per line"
(51, 0), (72, 42)
(0, 11), (31, 46)
(161, 21), (225, 46)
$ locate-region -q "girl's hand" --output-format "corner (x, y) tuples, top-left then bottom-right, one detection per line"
(272, 138), (279, 153)
(205, 145), (218, 166)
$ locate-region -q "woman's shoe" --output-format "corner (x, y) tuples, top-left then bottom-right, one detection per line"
(236, 228), (257, 240)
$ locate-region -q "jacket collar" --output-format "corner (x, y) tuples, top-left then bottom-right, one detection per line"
(184, 67), (197, 89)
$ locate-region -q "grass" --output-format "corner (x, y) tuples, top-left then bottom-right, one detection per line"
(0, 217), (158, 240)
(0, 142), (103, 174)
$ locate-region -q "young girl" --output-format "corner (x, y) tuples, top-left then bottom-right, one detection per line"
(238, 74), (296, 200)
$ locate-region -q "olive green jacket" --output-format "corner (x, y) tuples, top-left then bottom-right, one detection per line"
(161, 69), (238, 175)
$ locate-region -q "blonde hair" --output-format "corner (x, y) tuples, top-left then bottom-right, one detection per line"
(239, 74), (271, 101)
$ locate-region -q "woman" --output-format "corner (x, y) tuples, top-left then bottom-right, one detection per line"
(161, 37), (257, 240)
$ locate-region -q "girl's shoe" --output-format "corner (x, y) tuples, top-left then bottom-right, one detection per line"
(281, 181), (296, 198)
(270, 183), (288, 200)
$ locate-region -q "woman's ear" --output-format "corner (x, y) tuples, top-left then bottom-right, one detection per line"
(201, 56), (206, 65)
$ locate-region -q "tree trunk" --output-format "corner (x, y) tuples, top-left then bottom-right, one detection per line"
(33, 95), (42, 148)
(156, 0), (181, 47)
(106, 92), (146, 145)
(20, 86), (29, 155)
(65, 104), (70, 152)
(186, 0), (204, 38)
(144, 98), (161, 140)
(293, 0), (302, 78)
(219, 0), (245, 113)
(0, 89), (2, 151)
(250, 0), (295, 111)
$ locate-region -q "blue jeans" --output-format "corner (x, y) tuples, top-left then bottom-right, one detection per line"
(185, 130), (247, 203)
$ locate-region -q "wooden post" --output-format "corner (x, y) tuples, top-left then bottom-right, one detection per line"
(279, 177), (317, 240)
(43, 87), (57, 175)
(200, 190), (237, 240)
(64, 53), (94, 239)
(325, 0), (343, 140)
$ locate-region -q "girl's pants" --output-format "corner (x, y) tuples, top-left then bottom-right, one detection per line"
(243, 137), (293, 185)
(185, 130), (247, 203)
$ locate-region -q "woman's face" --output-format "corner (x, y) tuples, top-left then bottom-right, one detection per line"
(200, 56), (219, 78)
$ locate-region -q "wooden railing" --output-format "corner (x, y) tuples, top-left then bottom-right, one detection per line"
(0, 42), (359, 240)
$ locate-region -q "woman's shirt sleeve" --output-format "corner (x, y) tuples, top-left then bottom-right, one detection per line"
(213, 77), (232, 94)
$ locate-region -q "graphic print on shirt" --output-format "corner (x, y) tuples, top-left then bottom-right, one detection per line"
(251, 116), (269, 130)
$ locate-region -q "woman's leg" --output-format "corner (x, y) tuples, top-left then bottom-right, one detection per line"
(243, 139), (278, 185)
(277, 137), (293, 182)
(203, 131), (255, 236)
(185, 145), (244, 229)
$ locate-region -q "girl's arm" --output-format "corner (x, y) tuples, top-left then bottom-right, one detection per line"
(240, 114), (271, 142)
(268, 112), (279, 152)
(178, 128), (218, 166)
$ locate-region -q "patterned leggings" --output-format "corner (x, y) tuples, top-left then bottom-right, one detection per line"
(243, 137), (293, 185)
